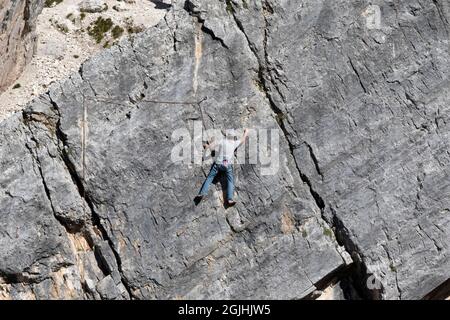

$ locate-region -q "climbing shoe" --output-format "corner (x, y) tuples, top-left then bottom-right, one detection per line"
(194, 195), (204, 205)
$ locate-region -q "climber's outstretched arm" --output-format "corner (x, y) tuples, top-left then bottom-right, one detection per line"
(237, 128), (249, 148)
(203, 139), (216, 150)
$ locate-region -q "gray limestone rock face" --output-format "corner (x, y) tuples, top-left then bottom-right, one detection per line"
(39, 3), (345, 298)
(250, 0), (450, 300)
(0, 0), (449, 300)
(0, 0), (44, 92)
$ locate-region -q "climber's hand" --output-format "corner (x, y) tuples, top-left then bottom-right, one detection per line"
(239, 128), (250, 146)
(203, 139), (216, 150)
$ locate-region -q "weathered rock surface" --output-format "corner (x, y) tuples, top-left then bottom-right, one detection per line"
(79, 0), (107, 13)
(0, 0), (44, 92)
(0, 0), (449, 299)
(250, 0), (450, 299)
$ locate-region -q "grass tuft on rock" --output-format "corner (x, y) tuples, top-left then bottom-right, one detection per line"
(112, 25), (124, 39)
(88, 17), (113, 43)
(323, 227), (334, 238)
(389, 263), (397, 272)
(226, 0), (235, 13)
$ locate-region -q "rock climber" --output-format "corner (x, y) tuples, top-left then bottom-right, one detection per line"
(195, 128), (249, 206)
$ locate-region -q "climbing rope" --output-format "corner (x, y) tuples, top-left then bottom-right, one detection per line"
(81, 95), (207, 106)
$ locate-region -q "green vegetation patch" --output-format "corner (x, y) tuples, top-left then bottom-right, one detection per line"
(323, 227), (334, 238)
(275, 112), (286, 125)
(112, 25), (124, 39)
(88, 17), (113, 43)
(389, 263), (397, 272)
(226, 0), (235, 13)
(126, 24), (143, 34)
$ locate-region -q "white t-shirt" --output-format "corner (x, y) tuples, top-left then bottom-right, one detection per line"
(214, 138), (241, 164)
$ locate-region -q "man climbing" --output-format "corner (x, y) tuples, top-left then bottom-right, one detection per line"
(195, 128), (249, 206)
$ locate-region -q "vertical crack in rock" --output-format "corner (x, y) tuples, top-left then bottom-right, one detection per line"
(44, 94), (134, 299)
(226, 1), (328, 219)
(303, 142), (324, 181)
(223, 1), (360, 289)
(21, 0), (31, 36)
(184, 0), (230, 49)
(432, 0), (449, 35)
(21, 106), (130, 298)
(181, 1), (356, 296)
(260, 1), (384, 299)
(222, 0), (382, 299)
(227, 1), (281, 109)
(329, 208), (382, 299)
(20, 115), (95, 298)
(348, 57), (368, 94)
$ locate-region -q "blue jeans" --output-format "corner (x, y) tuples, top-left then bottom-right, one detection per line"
(199, 163), (234, 201)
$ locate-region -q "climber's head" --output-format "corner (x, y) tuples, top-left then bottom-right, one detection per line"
(222, 129), (237, 140)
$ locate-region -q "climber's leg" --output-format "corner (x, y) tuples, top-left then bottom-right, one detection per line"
(225, 165), (236, 205)
(198, 163), (219, 197)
